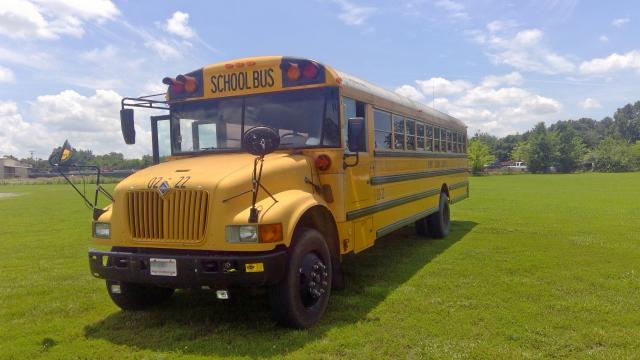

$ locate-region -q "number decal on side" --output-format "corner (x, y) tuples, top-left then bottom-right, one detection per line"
(174, 176), (191, 189)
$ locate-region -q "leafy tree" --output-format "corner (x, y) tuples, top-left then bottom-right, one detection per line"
(494, 134), (522, 162)
(553, 122), (586, 173)
(591, 138), (638, 172)
(526, 122), (558, 173)
(467, 138), (495, 175)
(613, 101), (640, 143)
(510, 141), (529, 163)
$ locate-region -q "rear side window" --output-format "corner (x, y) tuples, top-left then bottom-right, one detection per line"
(393, 115), (405, 150)
(416, 122), (425, 150)
(406, 119), (416, 150)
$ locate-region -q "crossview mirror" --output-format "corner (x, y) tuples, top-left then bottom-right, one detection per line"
(347, 117), (366, 153)
(242, 126), (280, 157)
(120, 109), (136, 144)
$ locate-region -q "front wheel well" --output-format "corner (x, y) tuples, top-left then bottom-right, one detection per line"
(292, 206), (342, 287)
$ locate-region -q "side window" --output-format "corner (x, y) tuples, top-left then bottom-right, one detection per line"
(374, 110), (392, 149)
(343, 97), (367, 152)
(447, 130), (453, 152)
(406, 119), (416, 150)
(426, 125), (433, 152)
(463, 133), (467, 153)
(393, 115), (405, 150)
(416, 122), (425, 151)
(453, 132), (458, 153)
(433, 128), (440, 152)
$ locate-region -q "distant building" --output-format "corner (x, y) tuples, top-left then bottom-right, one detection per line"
(0, 157), (31, 179)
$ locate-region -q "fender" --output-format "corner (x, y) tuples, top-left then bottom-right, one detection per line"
(229, 189), (335, 247)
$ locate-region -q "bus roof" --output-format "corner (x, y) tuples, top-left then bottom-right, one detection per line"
(175, 56), (467, 132)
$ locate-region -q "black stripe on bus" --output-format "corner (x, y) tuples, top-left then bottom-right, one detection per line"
(370, 168), (468, 185)
(374, 150), (468, 159)
(346, 188), (441, 221)
(448, 180), (469, 190)
(376, 206), (439, 238)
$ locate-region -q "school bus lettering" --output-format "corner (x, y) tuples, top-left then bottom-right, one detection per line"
(84, 55), (468, 329)
(210, 68), (274, 94)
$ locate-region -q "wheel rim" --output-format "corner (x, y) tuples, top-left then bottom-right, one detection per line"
(298, 252), (329, 308)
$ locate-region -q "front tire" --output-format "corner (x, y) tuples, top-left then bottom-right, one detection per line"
(427, 192), (450, 238)
(106, 280), (174, 311)
(269, 228), (332, 328)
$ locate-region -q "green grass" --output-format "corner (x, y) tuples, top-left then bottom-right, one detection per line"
(1, 173), (640, 359)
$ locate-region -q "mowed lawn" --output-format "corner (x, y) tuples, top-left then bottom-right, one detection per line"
(1, 173), (640, 359)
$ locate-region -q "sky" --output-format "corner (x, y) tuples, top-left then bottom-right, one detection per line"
(1, 0), (639, 159)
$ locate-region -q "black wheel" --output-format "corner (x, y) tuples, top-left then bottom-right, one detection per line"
(106, 280), (174, 311)
(269, 228), (332, 328)
(427, 192), (450, 239)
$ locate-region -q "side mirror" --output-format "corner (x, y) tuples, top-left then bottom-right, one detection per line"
(347, 117), (366, 153)
(120, 109), (136, 144)
(242, 126), (280, 156)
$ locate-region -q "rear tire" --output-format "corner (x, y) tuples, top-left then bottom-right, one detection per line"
(106, 280), (174, 311)
(269, 228), (332, 328)
(427, 192), (450, 239)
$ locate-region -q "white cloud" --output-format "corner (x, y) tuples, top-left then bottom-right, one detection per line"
(0, 65), (16, 82)
(471, 23), (575, 74)
(579, 49), (640, 75)
(144, 40), (182, 60)
(611, 18), (630, 28)
(332, 0), (377, 27)
(578, 98), (602, 110)
(434, 0), (469, 20)
(0, 0), (119, 40)
(394, 84), (426, 102)
(0, 90), (157, 158)
(415, 77), (472, 96)
(164, 11), (195, 39)
(599, 35), (609, 42)
(395, 73), (563, 136)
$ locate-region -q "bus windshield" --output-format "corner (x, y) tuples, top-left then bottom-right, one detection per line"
(170, 87), (340, 154)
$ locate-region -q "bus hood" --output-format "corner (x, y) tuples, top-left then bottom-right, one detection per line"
(116, 152), (312, 195)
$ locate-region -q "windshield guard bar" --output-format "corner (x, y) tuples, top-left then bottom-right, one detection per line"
(51, 163), (114, 220)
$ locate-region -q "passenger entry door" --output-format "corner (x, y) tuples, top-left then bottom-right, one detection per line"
(151, 115), (171, 164)
(343, 98), (372, 207)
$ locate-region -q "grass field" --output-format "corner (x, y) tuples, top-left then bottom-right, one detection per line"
(1, 173), (639, 359)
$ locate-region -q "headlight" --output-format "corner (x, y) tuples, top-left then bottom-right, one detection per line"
(93, 222), (111, 239)
(226, 225), (258, 243)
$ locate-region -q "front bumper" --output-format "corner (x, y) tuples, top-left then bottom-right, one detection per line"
(88, 248), (288, 288)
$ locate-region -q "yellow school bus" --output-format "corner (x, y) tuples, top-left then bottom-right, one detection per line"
(88, 56), (468, 328)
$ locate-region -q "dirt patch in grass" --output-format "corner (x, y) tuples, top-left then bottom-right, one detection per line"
(0, 192), (23, 199)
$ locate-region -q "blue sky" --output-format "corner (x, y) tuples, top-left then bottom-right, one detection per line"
(1, 0), (639, 158)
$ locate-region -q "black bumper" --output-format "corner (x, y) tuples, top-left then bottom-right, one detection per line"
(88, 248), (288, 288)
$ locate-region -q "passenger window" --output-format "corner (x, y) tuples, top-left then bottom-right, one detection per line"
(426, 125), (433, 152)
(374, 110), (392, 149)
(343, 97), (367, 152)
(433, 128), (440, 152)
(406, 119), (416, 150)
(447, 130), (453, 152)
(416, 122), (425, 151)
(393, 115), (405, 150)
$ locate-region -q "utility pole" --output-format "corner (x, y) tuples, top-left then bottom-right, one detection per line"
(29, 150), (35, 159)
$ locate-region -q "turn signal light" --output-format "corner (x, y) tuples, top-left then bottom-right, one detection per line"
(176, 74), (198, 93)
(287, 63), (301, 81)
(315, 154), (332, 171)
(259, 223), (283, 243)
(162, 77), (184, 94)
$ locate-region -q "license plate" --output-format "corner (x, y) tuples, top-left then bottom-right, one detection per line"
(150, 258), (177, 277)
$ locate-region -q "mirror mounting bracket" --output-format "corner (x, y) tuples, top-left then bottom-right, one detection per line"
(343, 152), (360, 169)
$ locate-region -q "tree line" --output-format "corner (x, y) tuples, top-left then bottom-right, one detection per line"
(468, 100), (640, 174)
(9, 149), (154, 173)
